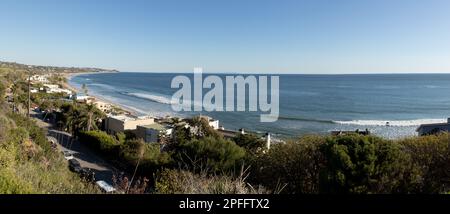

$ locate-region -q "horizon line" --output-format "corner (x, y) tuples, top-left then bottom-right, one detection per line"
(3, 59), (450, 75)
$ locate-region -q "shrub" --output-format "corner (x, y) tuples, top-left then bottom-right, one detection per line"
(233, 133), (266, 154)
(0, 114), (98, 194)
(320, 134), (417, 193)
(0, 168), (34, 194)
(78, 130), (120, 155)
(154, 168), (268, 194)
(119, 139), (172, 174)
(176, 136), (246, 173)
(399, 133), (450, 193)
(250, 135), (325, 194)
(7, 113), (51, 153)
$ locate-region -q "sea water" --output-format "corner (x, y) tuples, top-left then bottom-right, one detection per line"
(70, 73), (450, 139)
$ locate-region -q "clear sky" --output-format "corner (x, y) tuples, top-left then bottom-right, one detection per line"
(1, 0), (450, 74)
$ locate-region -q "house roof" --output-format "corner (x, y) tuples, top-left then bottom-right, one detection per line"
(109, 114), (153, 122)
(140, 123), (165, 131)
(416, 123), (450, 131)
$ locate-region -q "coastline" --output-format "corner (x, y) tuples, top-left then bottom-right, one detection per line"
(63, 71), (141, 117)
(60, 72), (448, 140)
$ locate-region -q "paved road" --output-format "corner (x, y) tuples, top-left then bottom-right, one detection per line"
(48, 130), (121, 183)
(31, 110), (129, 185)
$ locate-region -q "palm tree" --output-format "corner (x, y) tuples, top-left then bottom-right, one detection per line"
(62, 104), (81, 135)
(85, 104), (95, 131)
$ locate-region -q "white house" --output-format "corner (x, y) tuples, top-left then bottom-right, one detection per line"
(94, 100), (113, 113)
(199, 116), (220, 130)
(75, 93), (92, 102)
(104, 115), (155, 135)
(43, 84), (59, 90)
(28, 75), (49, 83)
(136, 123), (173, 143)
(417, 118), (450, 136)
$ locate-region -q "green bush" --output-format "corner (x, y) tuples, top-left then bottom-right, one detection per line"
(0, 80), (6, 103)
(320, 134), (418, 193)
(7, 113), (51, 153)
(0, 113), (98, 194)
(249, 134), (427, 194)
(0, 168), (34, 194)
(176, 136), (246, 173)
(250, 135), (325, 193)
(78, 130), (120, 155)
(399, 133), (450, 193)
(119, 139), (172, 174)
(233, 133), (266, 153)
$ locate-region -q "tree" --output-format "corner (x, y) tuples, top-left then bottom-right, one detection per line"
(176, 136), (246, 173)
(320, 134), (415, 193)
(399, 133), (450, 193)
(85, 104), (95, 132)
(57, 103), (104, 135)
(39, 100), (54, 121)
(249, 135), (325, 194)
(233, 133), (266, 154)
(187, 116), (222, 139)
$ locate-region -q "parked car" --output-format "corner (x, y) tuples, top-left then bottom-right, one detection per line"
(95, 180), (116, 193)
(62, 150), (74, 160)
(68, 159), (82, 173)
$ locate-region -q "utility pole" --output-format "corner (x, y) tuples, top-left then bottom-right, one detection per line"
(28, 70), (31, 118)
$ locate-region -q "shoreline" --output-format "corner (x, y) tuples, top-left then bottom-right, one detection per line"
(61, 72), (430, 140)
(63, 72), (141, 117)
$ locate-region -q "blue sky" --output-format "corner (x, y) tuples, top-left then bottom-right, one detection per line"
(1, 0), (450, 73)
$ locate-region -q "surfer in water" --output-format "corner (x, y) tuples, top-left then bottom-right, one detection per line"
(385, 121), (390, 126)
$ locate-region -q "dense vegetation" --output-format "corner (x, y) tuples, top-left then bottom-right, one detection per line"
(78, 130), (172, 176)
(0, 90), (98, 193)
(3, 61), (450, 194)
(249, 133), (450, 194)
(0, 65), (100, 193)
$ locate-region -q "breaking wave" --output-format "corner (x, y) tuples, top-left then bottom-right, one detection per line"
(332, 119), (447, 127)
(125, 92), (175, 105)
(124, 92), (216, 109)
(278, 116), (334, 124)
(278, 116), (447, 127)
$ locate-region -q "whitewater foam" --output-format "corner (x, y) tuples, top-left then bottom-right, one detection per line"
(126, 92), (216, 110)
(126, 92), (175, 105)
(333, 119), (447, 127)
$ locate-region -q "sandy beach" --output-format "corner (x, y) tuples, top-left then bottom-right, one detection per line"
(62, 72), (139, 116)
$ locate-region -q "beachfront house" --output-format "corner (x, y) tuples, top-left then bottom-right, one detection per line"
(135, 123), (173, 143)
(331, 129), (371, 136)
(28, 74), (49, 83)
(75, 93), (92, 103)
(417, 118), (450, 136)
(198, 115), (220, 130)
(43, 84), (73, 95)
(104, 115), (155, 135)
(94, 100), (112, 113)
(43, 84), (59, 90)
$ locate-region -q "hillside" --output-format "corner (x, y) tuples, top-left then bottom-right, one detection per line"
(0, 67), (99, 193)
(0, 61), (118, 74)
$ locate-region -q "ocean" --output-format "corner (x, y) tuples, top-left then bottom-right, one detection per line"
(69, 72), (450, 139)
